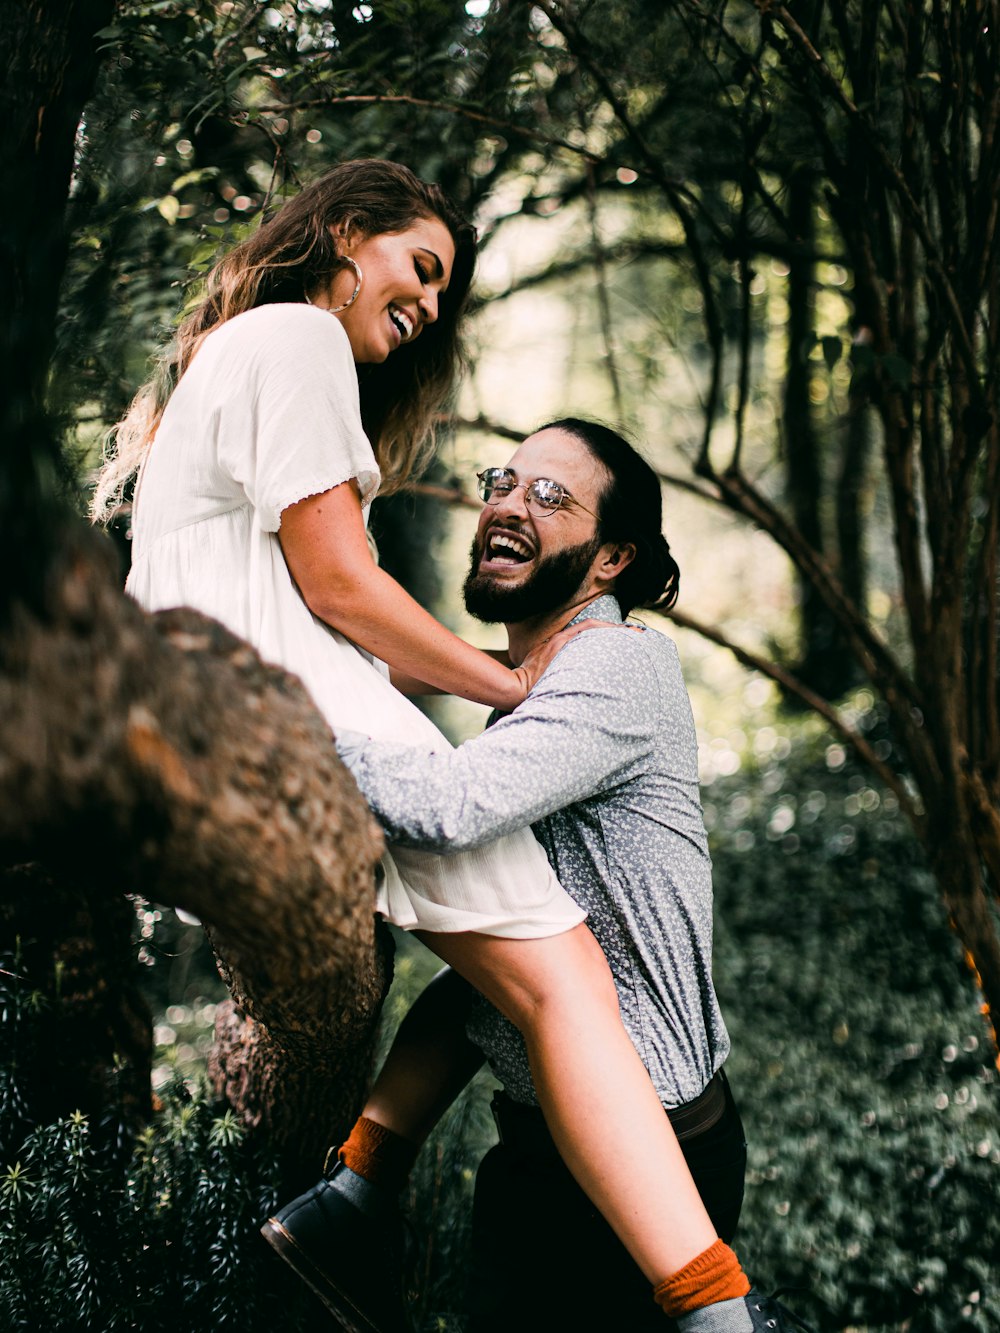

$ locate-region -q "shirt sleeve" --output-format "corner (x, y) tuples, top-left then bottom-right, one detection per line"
(337, 627), (659, 852)
(219, 306), (381, 532)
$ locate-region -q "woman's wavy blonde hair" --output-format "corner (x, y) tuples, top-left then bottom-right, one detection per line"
(91, 159), (477, 523)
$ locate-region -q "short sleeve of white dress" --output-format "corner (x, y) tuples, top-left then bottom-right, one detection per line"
(217, 304), (380, 531)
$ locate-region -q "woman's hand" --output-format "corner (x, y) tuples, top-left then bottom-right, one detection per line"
(506, 619), (641, 706)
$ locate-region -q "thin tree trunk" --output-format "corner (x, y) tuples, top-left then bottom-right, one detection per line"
(784, 167), (857, 698)
(836, 389), (871, 620)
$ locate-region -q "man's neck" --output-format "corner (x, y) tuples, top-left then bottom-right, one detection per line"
(505, 591), (606, 665)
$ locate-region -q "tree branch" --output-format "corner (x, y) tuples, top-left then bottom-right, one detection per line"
(703, 467), (940, 792)
(530, 0), (728, 467)
(402, 481), (482, 510)
(0, 527), (389, 1181)
(661, 605), (923, 827)
(250, 93), (602, 166)
(443, 413), (529, 442)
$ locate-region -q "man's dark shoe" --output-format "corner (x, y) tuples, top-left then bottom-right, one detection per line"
(745, 1287), (816, 1332)
(261, 1162), (411, 1333)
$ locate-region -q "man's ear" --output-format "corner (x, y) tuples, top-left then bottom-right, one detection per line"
(602, 543), (634, 575)
(597, 541), (636, 583)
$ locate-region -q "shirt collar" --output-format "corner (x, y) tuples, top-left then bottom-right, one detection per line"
(567, 594), (623, 628)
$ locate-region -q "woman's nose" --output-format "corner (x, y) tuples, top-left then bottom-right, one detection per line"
(418, 289), (439, 325)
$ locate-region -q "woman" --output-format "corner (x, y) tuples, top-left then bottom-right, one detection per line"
(94, 160), (760, 1332)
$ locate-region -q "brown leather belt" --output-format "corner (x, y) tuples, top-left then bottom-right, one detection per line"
(491, 1069), (728, 1155)
(666, 1068), (727, 1141)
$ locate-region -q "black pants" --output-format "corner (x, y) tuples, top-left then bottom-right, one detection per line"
(467, 1073), (747, 1333)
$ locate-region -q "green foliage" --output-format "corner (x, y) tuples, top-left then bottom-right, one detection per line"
(0, 1077), (315, 1332)
(705, 728), (1000, 1332)
(59, 0), (500, 478)
(0, 943), (43, 1149)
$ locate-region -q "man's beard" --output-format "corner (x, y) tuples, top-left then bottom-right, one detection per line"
(463, 530), (603, 624)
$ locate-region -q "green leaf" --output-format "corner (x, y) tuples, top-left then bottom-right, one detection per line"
(170, 168), (219, 193)
(156, 195), (180, 225)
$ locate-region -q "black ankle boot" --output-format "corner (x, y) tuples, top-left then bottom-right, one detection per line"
(745, 1287), (815, 1331)
(261, 1162), (412, 1333)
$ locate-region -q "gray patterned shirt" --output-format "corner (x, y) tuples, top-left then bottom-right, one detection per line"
(337, 595), (730, 1108)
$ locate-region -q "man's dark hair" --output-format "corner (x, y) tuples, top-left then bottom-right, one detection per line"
(540, 418), (680, 617)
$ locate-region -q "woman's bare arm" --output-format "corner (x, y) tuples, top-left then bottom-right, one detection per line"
(390, 647), (512, 696)
(279, 482), (559, 711)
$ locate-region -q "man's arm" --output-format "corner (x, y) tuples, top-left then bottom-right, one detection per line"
(337, 629), (659, 852)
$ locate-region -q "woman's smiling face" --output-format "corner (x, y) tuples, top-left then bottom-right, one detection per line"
(323, 214), (456, 364)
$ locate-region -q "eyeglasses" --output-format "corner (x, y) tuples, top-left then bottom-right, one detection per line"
(476, 468), (598, 519)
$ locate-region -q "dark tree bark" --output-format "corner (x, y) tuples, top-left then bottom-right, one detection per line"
(0, 527), (390, 1182)
(783, 166), (857, 699)
(1, 1), (401, 1184)
(1, 0), (116, 583)
(835, 386), (871, 618)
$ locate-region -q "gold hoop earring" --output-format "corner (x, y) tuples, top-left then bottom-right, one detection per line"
(328, 257), (363, 313)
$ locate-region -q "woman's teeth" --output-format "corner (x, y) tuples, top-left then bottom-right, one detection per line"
(390, 307), (414, 340)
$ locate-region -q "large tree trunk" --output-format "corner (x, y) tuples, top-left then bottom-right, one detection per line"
(1, 0), (396, 1183)
(0, 525), (392, 1183)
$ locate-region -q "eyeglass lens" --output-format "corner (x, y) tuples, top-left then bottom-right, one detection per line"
(478, 470), (565, 513)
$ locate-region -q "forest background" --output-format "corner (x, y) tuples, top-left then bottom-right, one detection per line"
(1, 2), (998, 1330)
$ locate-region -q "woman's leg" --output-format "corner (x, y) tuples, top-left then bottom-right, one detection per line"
(361, 965), (485, 1145)
(264, 923), (755, 1330)
(416, 922), (718, 1284)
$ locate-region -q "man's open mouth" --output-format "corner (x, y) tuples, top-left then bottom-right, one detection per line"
(482, 528), (535, 568)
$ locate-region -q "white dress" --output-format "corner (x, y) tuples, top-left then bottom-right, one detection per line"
(126, 303), (584, 937)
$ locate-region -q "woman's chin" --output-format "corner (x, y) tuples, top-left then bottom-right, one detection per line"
(355, 344), (392, 366)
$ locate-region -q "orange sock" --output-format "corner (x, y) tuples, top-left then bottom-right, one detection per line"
(336, 1115), (419, 1190)
(653, 1239), (751, 1317)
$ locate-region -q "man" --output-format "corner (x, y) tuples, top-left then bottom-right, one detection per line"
(264, 420), (809, 1333)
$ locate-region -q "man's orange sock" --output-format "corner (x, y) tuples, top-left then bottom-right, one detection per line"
(653, 1238), (751, 1325)
(335, 1115), (419, 1191)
